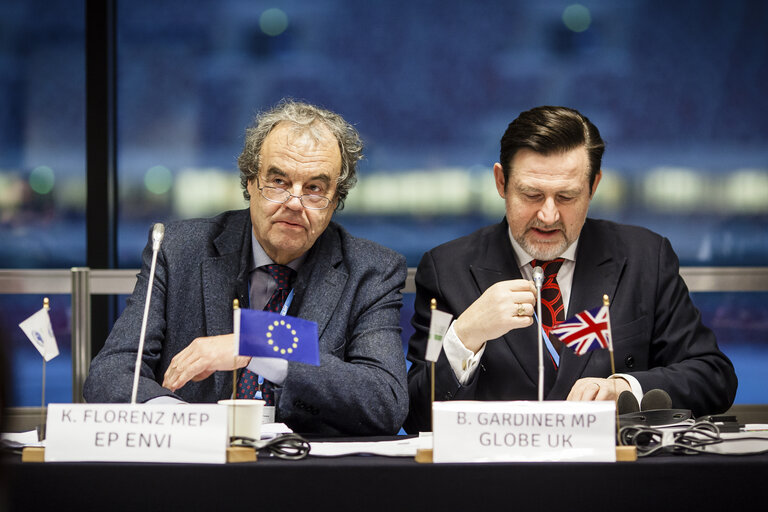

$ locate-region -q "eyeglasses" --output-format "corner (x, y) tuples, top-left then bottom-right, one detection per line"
(254, 175), (332, 210)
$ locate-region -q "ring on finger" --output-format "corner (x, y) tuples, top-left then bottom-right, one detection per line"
(516, 303), (526, 316)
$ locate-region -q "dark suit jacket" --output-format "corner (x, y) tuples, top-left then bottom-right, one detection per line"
(84, 209), (409, 436)
(404, 218), (737, 433)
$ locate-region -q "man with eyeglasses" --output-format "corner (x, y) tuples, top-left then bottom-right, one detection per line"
(404, 106), (737, 433)
(84, 100), (408, 435)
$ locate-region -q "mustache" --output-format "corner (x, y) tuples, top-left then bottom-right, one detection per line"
(526, 220), (564, 231)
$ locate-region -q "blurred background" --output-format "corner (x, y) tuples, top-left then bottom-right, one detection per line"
(1, 0), (766, 408)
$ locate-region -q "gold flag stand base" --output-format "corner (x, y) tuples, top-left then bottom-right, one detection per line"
(227, 446), (257, 463)
(21, 447), (45, 463)
(21, 446), (256, 463)
(615, 445), (637, 461)
(414, 448), (433, 463)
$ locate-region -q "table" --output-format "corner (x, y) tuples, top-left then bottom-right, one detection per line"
(4, 439), (767, 511)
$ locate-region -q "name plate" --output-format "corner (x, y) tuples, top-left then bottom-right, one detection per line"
(45, 403), (227, 464)
(433, 400), (616, 463)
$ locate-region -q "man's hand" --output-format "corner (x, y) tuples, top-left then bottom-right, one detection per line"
(162, 334), (250, 392)
(453, 279), (537, 353)
(567, 377), (631, 402)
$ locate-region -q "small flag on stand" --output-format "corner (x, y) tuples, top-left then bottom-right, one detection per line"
(19, 298), (58, 441)
(235, 309), (320, 366)
(19, 306), (59, 361)
(425, 307), (452, 362)
(550, 304), (612, 356)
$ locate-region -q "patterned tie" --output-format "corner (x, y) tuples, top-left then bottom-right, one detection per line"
(236, 264), (296, 404)
(532, 258), (566, 354)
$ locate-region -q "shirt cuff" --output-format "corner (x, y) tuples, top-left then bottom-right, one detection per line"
(443, 322), (486, 385)
(610, 373), (643, 406)
(247, 357), (289, 385)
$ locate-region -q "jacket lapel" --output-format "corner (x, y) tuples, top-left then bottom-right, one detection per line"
(469, 220), (542, 388)
(200, 211), (252, 395)
(292, 223), (347, 344)
(552, 219), (626, 395)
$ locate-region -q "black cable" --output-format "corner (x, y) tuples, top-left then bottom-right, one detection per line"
(228, 433), (311, 460)
(619, 421), (717, 456)
(619, 421), (768, 457)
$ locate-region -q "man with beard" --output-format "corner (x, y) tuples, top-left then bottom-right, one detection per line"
(404, 106), (736, 433)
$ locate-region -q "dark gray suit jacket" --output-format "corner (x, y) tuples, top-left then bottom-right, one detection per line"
(405, 218), (737, 433)
(84, 209), (409, 436)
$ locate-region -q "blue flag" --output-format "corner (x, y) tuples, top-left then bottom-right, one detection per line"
(237, 309), (320, 365)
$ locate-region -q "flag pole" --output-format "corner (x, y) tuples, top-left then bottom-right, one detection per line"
(231, 299), (241, 446)
(232, 299), (240, 401)
(603, 294), (621, 442)
(430, 298), (436, 432)
(603, 295), (616, 376)
(40, 297), (50, 441)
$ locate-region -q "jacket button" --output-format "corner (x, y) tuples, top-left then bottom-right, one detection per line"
(624, 355), (635, 369)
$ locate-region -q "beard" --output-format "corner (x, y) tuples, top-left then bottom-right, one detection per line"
(514, 221), (570, 261)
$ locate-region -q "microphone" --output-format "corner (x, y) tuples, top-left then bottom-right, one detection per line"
(620, 388), (691, 426)
(130, 222), (165, 404)
(532, 266), (544, 401)
(640, 388), (673, 411)
(617, 390), (640, 415)
(532, 266), (544, 288)
(151, 222), (165, 251)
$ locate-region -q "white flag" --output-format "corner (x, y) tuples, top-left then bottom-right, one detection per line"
(425, 309), (452, 362)
(19, 308), (59, 361)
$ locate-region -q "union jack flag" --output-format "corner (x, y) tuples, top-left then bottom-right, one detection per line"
(550, 305), (612, 356)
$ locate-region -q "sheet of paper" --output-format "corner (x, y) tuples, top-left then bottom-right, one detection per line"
(1, 430), (43, 448)
(309, 436), (425, 457)
(261, 422), (292, 439)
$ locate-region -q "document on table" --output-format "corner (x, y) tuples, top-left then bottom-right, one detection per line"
(309, 434), (431, 457)
(1, 430), (43, 448)
(261, 422), (293, 439)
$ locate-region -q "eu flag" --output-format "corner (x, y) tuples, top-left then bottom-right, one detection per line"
(237, 309), (320, 365)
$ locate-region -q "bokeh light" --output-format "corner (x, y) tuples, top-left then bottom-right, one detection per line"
(173, 168), (243, 218)
(144, 165), (173, 195)
(562, 4), (591, 33)
(723, 169), (768, 213)
(590, 170), (625, 210)
(29, 165), (55, 194)
(0, 173), (23, 209)
(643, 167), (706, 211)
(260, 8), (289, 37)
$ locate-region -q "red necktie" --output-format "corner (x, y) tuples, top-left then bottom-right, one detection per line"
(532, 258), (565, 353)
(236, 264), (296, 403)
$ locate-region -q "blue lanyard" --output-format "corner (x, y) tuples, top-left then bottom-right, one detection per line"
(246, 284), (294, 397)
(534, 311), (560, 367)
(280, 289), (294, 316)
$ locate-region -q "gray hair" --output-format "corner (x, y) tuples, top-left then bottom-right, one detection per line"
(237, 99), (363, 210)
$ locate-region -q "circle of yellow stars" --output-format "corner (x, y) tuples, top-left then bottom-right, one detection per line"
(266, 319), (299, 355)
